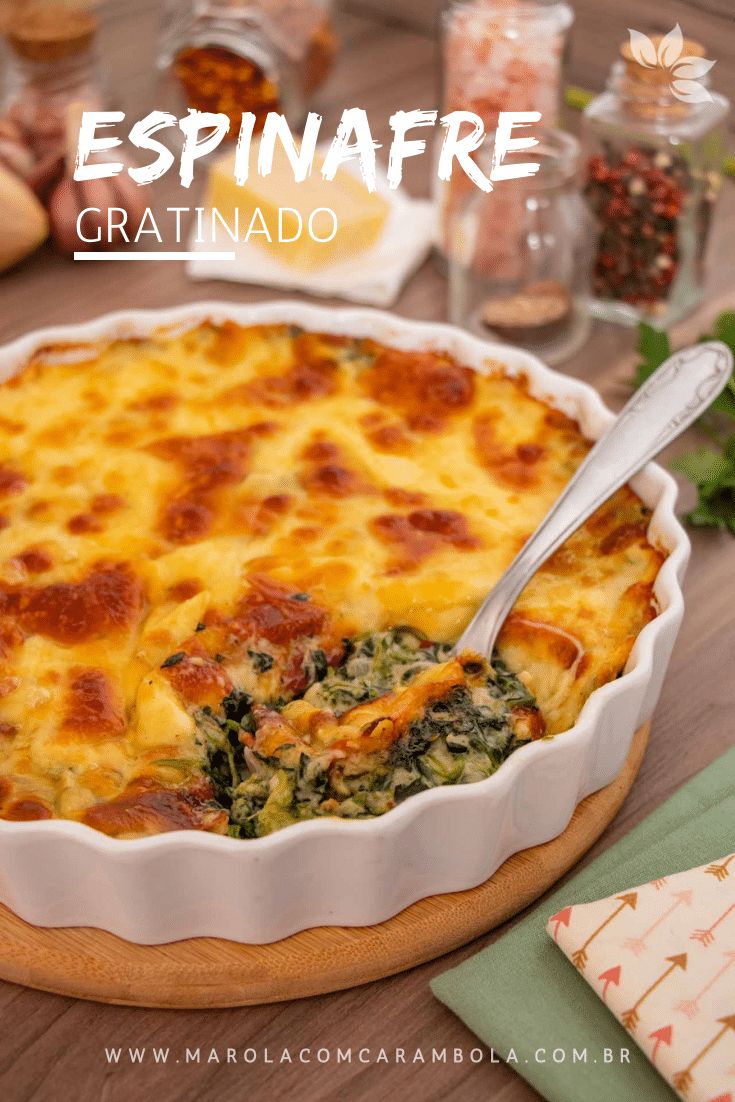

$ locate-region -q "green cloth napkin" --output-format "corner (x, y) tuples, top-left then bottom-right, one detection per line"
(431, 747), (735, 1102)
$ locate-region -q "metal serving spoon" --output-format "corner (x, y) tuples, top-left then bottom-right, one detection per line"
(456, 341), (734, 658)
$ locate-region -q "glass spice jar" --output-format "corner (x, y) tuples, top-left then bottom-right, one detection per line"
(1, 0), (104, 157)
(158, 0), (337, 136)
(435, 0), (573, 259)
(448, 129), (594, 365)
(582, 36), (730, 327)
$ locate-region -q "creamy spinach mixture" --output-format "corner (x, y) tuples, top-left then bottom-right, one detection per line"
(195, 628), (542, 838)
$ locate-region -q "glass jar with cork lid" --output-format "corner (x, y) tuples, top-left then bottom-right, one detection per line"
(582, 32), (730, 327)
(0, 0), (104, 160)
(0, 0), (104, 200)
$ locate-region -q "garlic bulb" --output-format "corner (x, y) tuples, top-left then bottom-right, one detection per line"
(48, 100), (147, 255)
(0, 117), (36, 181)
(0, 106), (66, 200)
(48, 169), (148, 255)
(0, 161), (49, 272)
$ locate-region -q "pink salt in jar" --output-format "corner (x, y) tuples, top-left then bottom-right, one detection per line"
(436, 0), (573, 258)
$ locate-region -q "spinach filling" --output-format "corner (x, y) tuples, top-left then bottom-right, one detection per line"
(194, 627), (540, 839)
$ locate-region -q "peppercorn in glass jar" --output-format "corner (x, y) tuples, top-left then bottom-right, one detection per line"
(158, 0), (337, 136)
(582, 35), (730, 327)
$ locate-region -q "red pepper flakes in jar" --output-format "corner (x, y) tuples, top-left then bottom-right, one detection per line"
(173, 44), (281, 133)
(159, 1), (337, 136)
(582, 35), (729, 326)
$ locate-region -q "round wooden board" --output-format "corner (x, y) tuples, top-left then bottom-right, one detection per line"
(0, 725), (648, 1008)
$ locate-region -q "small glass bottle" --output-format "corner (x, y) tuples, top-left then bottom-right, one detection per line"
(436, 0), (573, 259)
(448, 129), (594, 365)
(158, 0), (337, 136)
(1, 0), (104, 159)
(582, 35), (730, 327)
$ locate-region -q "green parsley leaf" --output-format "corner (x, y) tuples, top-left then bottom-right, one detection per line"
(633, 323), (671, 387)
(710, 386), (735, 419)
(633, 313), (735, 534)
(714, 311), (735, 353)
(670, 448), (730, 485)
(687, 488), (735, 531)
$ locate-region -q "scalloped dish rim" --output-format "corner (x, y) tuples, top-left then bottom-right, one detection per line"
(0, 302), (689, 858)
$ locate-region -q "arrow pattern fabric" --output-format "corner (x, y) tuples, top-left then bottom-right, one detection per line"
(547, 853), (735, 1102)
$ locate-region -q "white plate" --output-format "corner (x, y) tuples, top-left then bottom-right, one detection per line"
(0, 301), (689, 944)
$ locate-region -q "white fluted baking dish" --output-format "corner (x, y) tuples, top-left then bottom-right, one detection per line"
(0, 301), (689, 944)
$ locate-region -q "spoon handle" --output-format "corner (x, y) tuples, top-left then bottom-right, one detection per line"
(456, 341), (733, 657)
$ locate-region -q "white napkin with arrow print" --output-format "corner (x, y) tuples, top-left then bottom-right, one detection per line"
(547, 853), (735, 1102)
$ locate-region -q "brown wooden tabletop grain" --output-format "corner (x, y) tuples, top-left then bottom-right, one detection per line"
(0, 2), (734, 1100)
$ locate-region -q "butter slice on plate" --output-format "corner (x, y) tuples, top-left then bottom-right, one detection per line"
(204, 145), (389, 271)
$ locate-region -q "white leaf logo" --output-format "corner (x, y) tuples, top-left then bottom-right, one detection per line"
(628, 28), (657, 68)
(673, 56), (715, 80)
(628, 25), (715, 104)
(657, 23), (683, 68)
(671, 79), (713, 104)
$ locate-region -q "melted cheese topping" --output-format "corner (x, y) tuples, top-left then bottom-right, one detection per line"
(0, 322), (663, 835)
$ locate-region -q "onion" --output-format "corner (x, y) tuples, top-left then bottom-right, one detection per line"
(0, 161), (49, 272)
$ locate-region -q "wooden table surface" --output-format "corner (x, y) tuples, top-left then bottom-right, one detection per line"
(1, 2), (734, 1100)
